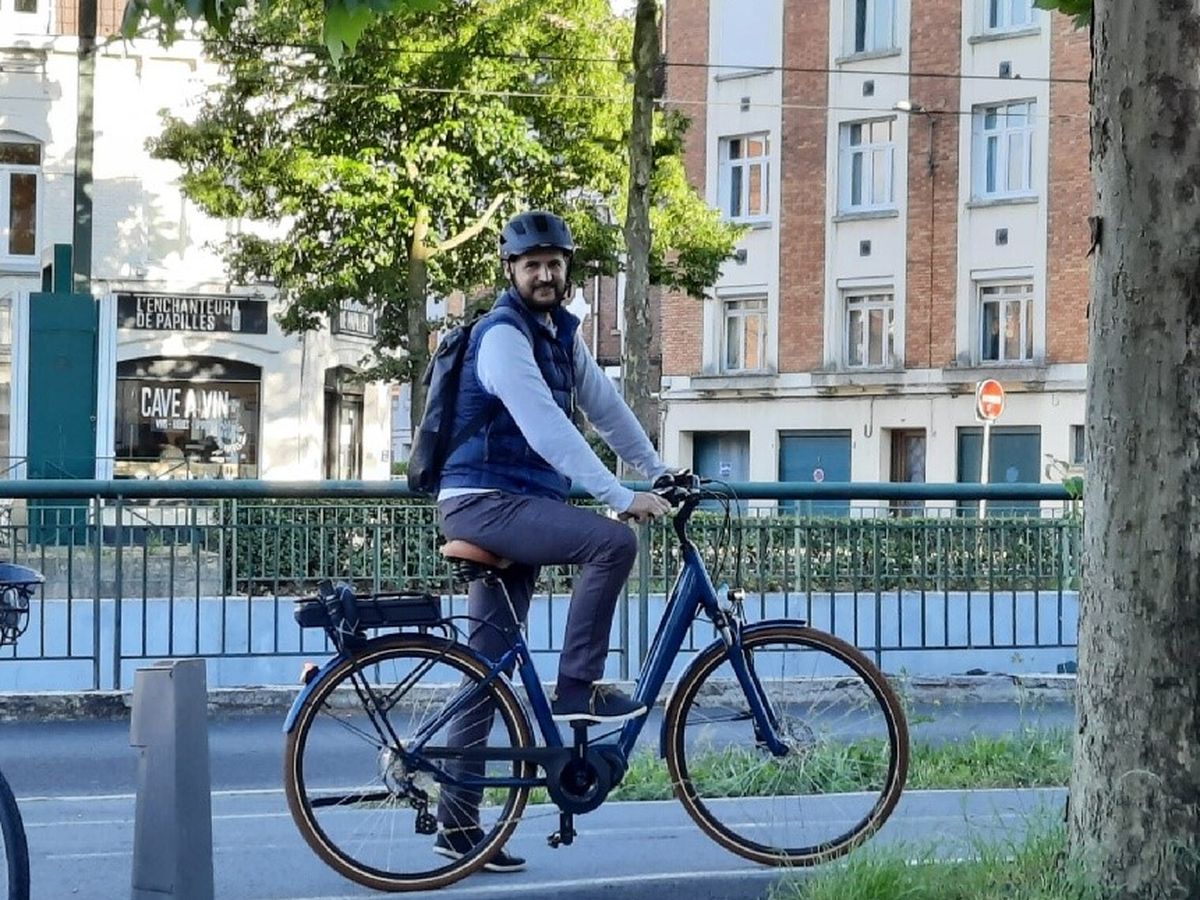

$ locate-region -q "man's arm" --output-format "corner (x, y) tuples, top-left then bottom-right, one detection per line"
(476, 324), (637, 510)
(572, 337), (669, 480)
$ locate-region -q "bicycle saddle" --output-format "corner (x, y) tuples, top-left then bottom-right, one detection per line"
(440, 540), (511, 569)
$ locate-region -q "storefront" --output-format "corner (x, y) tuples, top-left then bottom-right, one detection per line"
(114, 356), (262, 479)
(96, 289), (392, 481)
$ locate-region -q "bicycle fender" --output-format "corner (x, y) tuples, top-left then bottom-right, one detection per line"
(657, 619), (805, 758)
(282, 651), (350, 735)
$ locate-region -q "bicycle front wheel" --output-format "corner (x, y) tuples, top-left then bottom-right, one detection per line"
(664, 622), (908, 866)
(284, 634), (534, 892)
(0, 768), (29, 900)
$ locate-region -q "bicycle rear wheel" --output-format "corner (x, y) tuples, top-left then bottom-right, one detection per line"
(664, 622), (908, 866)
(0, 767), (29, 900)
(284, 634), (534, 892)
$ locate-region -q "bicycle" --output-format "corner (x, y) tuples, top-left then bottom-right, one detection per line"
(282, 474), (909, 892)
(0, 563), (37, 900)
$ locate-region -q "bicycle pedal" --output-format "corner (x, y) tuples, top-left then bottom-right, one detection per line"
(414, 809), (437, 836)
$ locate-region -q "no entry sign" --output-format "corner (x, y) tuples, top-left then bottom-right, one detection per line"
(975, 379), (1006, 421)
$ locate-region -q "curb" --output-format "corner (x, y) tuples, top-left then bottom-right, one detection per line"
(0, 673), (1076, 722)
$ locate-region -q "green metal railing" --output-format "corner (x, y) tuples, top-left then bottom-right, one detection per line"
(0, 480), (1078, 690)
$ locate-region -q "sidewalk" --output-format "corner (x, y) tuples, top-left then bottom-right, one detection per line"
(0, 672), (1077, 721)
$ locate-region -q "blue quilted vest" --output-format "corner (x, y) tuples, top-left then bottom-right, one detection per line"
(439, 289), (579, 500)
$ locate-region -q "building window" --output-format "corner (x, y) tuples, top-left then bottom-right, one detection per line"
(838, 119), (894, 212)
(845, 0), (895, 54)
(972, 101), (1035, 199)
(845, 291), (895, 368)
(718, 134), (770, 222)
(979, 282), (1034, 363)
(722, 296), (767, 372)
(1070, 424), (1085, 466)
(714, 0), (779, 69)
(985, 0), (1033, 31)
(0, 136), (41, 267)
(114, 357), (262, 480)
(0, 0), (41, 23)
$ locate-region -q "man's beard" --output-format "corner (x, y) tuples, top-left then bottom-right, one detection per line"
(518, 281), (567, 310)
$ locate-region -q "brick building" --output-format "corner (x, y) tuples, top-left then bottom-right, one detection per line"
(660, 0), (1090, 502)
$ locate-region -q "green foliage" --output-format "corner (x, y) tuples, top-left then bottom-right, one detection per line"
(1033, 0), (1092, 29)
(150, 0), (737, 391)
(647, 513), (1083, 594)
(121, 0), (444, 60)
(220, 501), (1082, 596)
(774, 822), (1102, 900)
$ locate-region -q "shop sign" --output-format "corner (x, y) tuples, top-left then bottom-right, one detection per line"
(117, 293), (269, 334)
(140, 385), (233, 431)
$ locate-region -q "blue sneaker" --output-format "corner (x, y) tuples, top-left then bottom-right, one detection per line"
(551, 684), (647, 724)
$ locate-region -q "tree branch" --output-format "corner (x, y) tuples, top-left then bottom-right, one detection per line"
(432, 194), (507, 256)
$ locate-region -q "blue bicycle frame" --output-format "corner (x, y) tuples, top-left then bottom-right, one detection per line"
(284, 497), (791, 794)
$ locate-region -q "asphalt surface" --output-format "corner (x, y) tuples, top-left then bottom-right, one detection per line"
(0, 702), (1074, 900)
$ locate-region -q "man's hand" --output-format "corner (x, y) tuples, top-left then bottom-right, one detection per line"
(620, 491), (672, 523)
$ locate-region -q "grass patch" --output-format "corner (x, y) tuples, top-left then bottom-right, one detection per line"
(907, 728), (1072, 789)
(483, 728), (1071, 806)
(770, 821), (1102, 900)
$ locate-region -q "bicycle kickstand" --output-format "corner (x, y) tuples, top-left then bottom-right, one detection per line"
(548, 810), (576, 848)
(548, 723), (588, 848)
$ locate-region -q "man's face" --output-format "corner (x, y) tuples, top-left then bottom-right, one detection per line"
(506, 249), (569, 310)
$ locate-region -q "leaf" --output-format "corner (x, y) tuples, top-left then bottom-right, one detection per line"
(322, 0), (374, 62)
(1032, 0), (1091, 29)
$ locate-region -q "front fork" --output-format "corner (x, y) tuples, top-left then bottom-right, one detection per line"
(716, 611), (789, 757)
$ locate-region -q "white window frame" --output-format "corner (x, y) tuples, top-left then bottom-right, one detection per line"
(977, 280), (1035, 364)
(0, 0), (46, 31)
(721, 296), (768, 373)
(0, 133), (42, 271)
(844, 290), (896, 368)
(972, 101), (1036, 200)
(983, 0), (1035, 33)
(844, 0), (895, 55)
(838, 119), (895, 213)
(717, 134), (770, 223)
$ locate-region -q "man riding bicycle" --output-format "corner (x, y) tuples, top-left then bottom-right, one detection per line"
(433, 209), (672, 870)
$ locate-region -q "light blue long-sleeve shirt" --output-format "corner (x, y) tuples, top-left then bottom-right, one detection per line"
(437, 316), (667, 511)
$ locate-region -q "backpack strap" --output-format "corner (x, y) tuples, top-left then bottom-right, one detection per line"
(443, 306), (536, 459)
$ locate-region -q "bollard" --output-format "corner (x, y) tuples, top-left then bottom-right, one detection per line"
(129, 659), (215, 900)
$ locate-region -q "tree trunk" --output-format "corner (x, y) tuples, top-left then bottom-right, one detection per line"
(1069, 2), (1200, 897)
(621, 0), (660, 447)
(407, 211), (432, 434)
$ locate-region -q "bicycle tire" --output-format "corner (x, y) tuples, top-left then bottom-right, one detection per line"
(284, 634), (534, 892)
(664, 622), (908, 866)
(0, 768), (30, 900)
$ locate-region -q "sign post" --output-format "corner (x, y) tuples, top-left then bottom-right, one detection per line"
(975, 379), (1006, 517)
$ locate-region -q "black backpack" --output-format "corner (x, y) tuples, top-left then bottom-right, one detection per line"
(407, 307), (533, 496)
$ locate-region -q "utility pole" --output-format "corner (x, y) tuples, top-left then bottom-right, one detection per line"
(72, 0), (96, 293)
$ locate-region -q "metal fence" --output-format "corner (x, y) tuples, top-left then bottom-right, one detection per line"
(0, 480), (1078, 690)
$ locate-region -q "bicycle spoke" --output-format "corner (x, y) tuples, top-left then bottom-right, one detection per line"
(665, 624), (907, 865)
(284, 636), (532, 891)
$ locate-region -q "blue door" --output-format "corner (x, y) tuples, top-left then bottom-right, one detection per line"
(778, 431), (851, 516)
(957, 426), (1041, 516)
(693, 432), (749, 510)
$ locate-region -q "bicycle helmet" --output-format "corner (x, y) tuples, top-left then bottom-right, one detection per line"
(498, 211), (576, 260)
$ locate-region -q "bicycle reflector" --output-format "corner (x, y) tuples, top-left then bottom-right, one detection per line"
(0, 563), (41, 646)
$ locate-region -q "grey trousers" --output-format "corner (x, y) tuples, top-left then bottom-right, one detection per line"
(435, 491), (639, 829)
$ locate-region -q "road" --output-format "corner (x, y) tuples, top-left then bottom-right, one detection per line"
(0, 703), (1073, 900)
